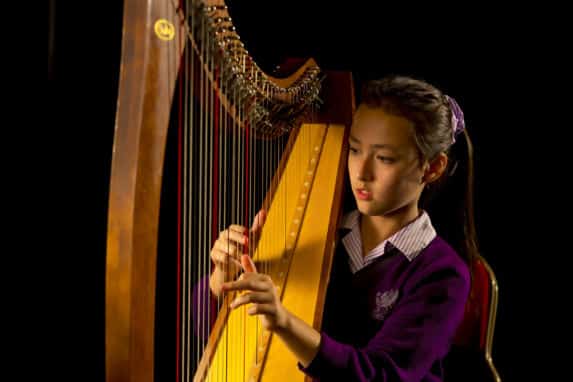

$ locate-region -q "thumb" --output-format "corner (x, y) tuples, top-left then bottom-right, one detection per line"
(241, 254), (257, 273)
(250, 209), (267, 233)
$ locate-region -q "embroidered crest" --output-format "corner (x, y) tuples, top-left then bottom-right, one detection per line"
(372, 289), (399, 321)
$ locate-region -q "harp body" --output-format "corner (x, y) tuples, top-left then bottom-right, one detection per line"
(105, 1), (354, 381)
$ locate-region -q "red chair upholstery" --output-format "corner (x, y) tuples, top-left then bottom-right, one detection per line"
(444, 254), (501, 381)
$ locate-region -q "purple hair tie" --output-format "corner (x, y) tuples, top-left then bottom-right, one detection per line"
(445, 95), (465, 144)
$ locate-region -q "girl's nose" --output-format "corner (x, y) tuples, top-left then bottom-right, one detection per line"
(357, 157), (373, 181)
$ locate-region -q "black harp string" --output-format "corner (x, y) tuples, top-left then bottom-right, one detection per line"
(198, 7), (206, 373)
(252, 61), (260, 369)
(191, 4), (199, 374)
(208, 15), (215, 379)
(239, 52), (246, 382)
(220, 31), (228, 382)
(180, 1), (186, 379)
(217, 18), (225, 382)
(182, 1), (190, 380)
(230, 52), (237, 382)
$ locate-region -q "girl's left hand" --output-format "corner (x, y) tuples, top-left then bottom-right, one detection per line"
(222, 255), (289, 332)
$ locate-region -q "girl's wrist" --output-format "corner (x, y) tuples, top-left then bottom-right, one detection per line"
(275, 308), (292, 334)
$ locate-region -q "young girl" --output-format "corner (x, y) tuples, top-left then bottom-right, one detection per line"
(207, 75), (475, 381)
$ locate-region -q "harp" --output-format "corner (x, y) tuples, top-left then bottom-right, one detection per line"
(105, 1), (354, 381)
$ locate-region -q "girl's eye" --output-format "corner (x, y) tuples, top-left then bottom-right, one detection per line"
(349, 147), (358, 154)
(377, 156), (395, 163)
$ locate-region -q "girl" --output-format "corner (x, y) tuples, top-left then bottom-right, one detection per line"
(207, 75), (475, 381)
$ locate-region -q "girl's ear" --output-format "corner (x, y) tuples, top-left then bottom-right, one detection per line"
(422, 152), (448, 184)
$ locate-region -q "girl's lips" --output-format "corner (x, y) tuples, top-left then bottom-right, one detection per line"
(356, 188), (372, 200)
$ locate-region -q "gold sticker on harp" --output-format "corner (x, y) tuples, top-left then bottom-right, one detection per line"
(154, 19), (175, 41)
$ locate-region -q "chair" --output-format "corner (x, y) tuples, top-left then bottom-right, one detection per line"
(444, 254), (502, 382)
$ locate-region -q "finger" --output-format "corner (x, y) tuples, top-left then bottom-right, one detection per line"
(250, 209), (267, 233)
(219, 229), (248, 246)
(214, 241), (239, 257)
(247, 303), (275, 316)
(230, 291), (273, 309)
(222, 276), (269, 292)
(241, 254), (257, 273)
(229, 225), (248, 235)
(211, 249), (242, 268)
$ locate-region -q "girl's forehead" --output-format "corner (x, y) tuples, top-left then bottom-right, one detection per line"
(351, 106), (415, 146)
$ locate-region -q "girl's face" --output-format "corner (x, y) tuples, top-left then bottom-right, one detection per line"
(348, 105), (427, 217)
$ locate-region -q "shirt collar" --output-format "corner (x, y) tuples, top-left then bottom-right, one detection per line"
(340, 209), (437, 273)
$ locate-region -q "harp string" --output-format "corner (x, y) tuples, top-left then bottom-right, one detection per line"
(198, 7), (206, 374)
(224, 38), (232, 382)
(252, 79), (257, 370)
(214, 37), (220, 382)
(216, 54), (228, 377)
(174, 3), (324, 380)
(210, 25), (216, 382)
(208, 16), (214, 380)
(230, 66), (236, 382)
(238, 51), (245, 380)
(180, 35), (185, 382)
(190, 18), (197, 377)
(182, 1), (190, 380)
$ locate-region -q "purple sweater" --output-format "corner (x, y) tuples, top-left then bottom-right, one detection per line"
(298, 235), (470, 381)
(192, 235), (469, 381)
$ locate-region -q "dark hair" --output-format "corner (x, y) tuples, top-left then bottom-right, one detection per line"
(358, 75), (478, 266)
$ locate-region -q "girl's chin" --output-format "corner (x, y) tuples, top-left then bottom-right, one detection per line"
(356, 203), (383, 215)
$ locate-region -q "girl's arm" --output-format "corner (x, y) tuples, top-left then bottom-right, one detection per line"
(224, 254), (471, 381)
(275, 311), (321, 368)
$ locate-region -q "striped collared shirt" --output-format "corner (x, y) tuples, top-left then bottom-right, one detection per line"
(341, 210), (437, 273)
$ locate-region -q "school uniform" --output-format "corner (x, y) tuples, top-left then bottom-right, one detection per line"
(192, 210), (470, 381)
(299, 210), (470, 381)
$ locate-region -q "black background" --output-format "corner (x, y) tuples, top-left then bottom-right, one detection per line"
(50, 1), (562, 381)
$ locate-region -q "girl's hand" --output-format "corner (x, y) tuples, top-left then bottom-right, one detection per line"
(209, 210), (266, 296)
(222, 255), (289, 332)
(210, 224), (247, 277)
